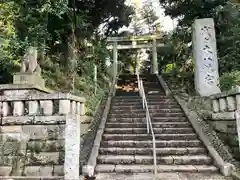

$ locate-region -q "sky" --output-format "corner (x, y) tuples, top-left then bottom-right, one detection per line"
(125, 0), (178, 32)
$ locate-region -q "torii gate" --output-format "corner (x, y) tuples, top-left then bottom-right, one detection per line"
(106, 35), (164, 78)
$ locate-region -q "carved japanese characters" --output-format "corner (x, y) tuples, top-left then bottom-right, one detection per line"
(192, 18), (221, 96)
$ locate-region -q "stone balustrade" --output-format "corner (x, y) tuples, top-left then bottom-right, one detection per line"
(0, 93), (85, 118)
(211, 86), (240, 120)
(0, 92), (85, 179)
(210, 85), (240, 160)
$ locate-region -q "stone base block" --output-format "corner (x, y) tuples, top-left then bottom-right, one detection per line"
(208, 120), (236, 134)
(13, 72), (45, 88)
(24, 166), (53, 176)
(220, 163), (235, 176)
(0, 166), (12, 176)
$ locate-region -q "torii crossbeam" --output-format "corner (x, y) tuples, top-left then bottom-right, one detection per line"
(107, 35), (165, 78)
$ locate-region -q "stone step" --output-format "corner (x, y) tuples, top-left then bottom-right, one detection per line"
(102, 133), (198, 141)
(97, 155), (212, 165)
(101, 140), (202, 148)
(95, 164), (218, 173)
(115, 92), (139, 96)
(113, 98), (141, 101)
(99, 147), (206, 155)
(105, 122), (191, 128)
(93, 172), (227, 180)
(113, 96), (173, 100)
(108, 117), (188, 123)
(109, 113), (185, 118)
(111, 104), (181, 109)
(111, 109), (183, 114)
(146, 91), (166, 95)
(112, 99), (176, 103)
(113, 102), (179, 106)
(152, 117), (188, 122)
(104, 128), (193, 134)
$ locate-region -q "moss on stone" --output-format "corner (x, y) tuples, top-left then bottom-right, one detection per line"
(27, 142), (42, 154)
(58, 151), (64, 165)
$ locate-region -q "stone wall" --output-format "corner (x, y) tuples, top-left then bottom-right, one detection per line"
(179, 90), (240, 162)
(0, 118), (65, 176)
(210, 86), (240, 161)
(175, 94), (238, 166)
(0, 88), (85, 178)
(186, 95), (212, 119)
(182, 93), (240, 161)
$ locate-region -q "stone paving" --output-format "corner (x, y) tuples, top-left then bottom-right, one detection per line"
(95, 173), (233, 180)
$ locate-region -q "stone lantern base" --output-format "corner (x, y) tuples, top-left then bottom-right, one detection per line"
(13, 72), (45, 88)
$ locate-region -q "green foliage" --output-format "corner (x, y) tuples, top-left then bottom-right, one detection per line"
(141, 1), (160, 33)
(159, 0), (228, 26)
(216, 3), (240, 74)
(0, 0), (134, 115)
(158, 0), (240, 93)
(0, 2), (20, 83)
(162, 63), (175, 73)
(117, 2), (161, 75)
(162, 72), (195, 95)
(40, 38), (112, 114)
(220, 71), (240, 91)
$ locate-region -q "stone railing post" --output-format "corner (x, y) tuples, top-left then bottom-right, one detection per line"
(40, 100), (53, 116)
(236, 109), (240, 150)
(59, 100), (71, 115)
(28, 100), (39, 116)
(237, 95), (240, 109)
(64, 99), (84, 180)
(13, 101), (24, 116)
(2, 102), (10, 117)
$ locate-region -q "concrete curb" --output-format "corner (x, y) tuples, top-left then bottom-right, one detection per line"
(156, 74), (171, 96)
(82, 78), (118, 176)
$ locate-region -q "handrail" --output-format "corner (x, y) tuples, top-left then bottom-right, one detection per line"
(136, 71), (157, 175)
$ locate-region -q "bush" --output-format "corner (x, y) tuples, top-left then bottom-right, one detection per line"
(220, 71), (240, 91)
(162, 71), (195, 95)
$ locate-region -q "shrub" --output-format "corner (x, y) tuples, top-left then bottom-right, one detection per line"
(220, 70), (240, 91)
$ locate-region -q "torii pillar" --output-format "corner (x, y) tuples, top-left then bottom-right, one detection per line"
(113, 41), (118, 78)
(152, 38), (158, 74)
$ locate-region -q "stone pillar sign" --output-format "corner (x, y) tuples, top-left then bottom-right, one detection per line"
(192, 18), (221, 96)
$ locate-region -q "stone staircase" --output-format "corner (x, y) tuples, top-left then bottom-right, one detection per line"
(95, 74), (218, 173)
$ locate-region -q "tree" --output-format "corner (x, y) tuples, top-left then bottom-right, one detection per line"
(0, 2), (19, 83)
(216, 2), (240, 73)
(158, 0), (240, 93)
(159, 0), (228, 26)
(0, 0), (134, 113)
(159, 0), (240, 74)
(141, 1), (160, 33)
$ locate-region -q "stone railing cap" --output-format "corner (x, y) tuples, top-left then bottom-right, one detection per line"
(0, 92), (85, 102)
(0, 84), (53, 93)
(210, 85), (240, 99)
